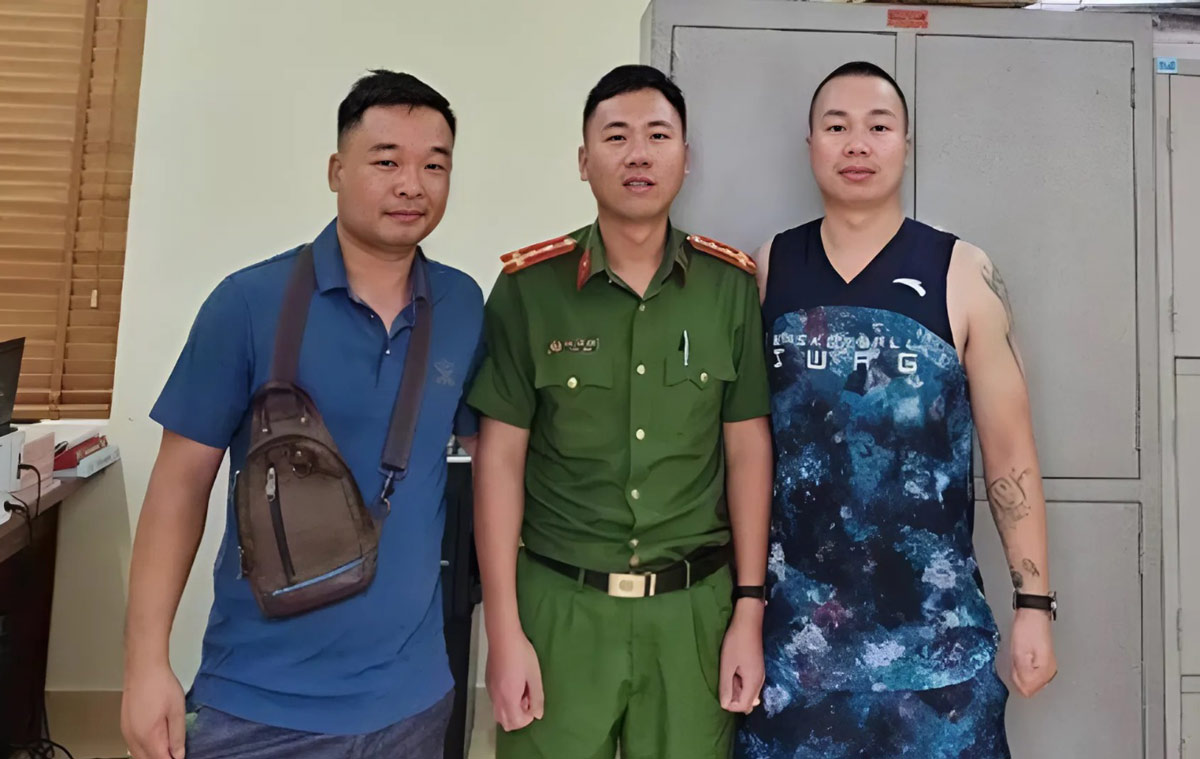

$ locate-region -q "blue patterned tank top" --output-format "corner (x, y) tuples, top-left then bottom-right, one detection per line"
(758, 218), (999, 703)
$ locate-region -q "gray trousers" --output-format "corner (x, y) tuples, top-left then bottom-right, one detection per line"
(184, 690), (453, 759)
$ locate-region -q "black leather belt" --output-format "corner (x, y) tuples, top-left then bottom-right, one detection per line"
(525, 544), (731, 598)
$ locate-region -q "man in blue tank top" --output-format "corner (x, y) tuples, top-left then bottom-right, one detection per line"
(736, 62), (1059, 758)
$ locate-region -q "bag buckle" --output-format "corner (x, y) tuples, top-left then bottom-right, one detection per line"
(607, 572), (656, 598)
(378, 471), (395, 515)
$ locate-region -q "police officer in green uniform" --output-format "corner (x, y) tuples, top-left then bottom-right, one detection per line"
(467, 65), (773, 759)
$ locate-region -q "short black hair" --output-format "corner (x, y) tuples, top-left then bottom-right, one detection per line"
(583, 64), (687, 136)
(808, 61), (908, 133)
(337, 69), (456, 143)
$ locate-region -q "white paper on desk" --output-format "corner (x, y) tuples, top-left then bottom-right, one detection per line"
(55, 444), (119, 479)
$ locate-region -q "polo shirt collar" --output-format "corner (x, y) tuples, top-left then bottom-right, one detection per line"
(312, 218), (432, 304)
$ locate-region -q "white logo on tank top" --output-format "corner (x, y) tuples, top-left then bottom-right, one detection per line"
(893, 278), (926, 297)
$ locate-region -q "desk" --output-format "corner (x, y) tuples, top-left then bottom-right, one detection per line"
(0, 478), (84, 749)
(0, 480), (81, 563)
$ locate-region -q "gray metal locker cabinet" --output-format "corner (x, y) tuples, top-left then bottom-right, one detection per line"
(1187, 694), (1200, 759)
(1180, 364), (1200, 677)
(1161, 57), (1200, 758)
(643, 2), (1160, 757)
(915, 36), (1137, 479)
(1183, 361), (1200, 756)
(1173, 75), (1200, 357)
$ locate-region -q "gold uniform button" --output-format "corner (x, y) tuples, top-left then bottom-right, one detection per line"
(636, 364), (646, 375)
(567, 377), (578, 389)
(635, 428), (646, 441)
(629, 555), (641, 568)
(700, 372), (709, 383)
(631, 489), (640, 500)
(638, 304), (646, 312)
(629, 538), (639, 548)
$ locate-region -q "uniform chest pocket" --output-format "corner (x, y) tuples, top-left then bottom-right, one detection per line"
(663, 339), (737, 390)
(534, 354), (615, 392)
(534, 354), (615, 449)
(658, 338), (736, 440)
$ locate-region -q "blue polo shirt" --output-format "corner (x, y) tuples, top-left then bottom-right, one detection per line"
(150, 218), (484, 735)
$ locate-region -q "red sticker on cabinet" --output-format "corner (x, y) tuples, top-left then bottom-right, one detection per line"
(888, 9), (929, 28)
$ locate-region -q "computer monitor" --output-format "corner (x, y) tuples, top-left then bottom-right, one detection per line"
(0, 337), (25, 437)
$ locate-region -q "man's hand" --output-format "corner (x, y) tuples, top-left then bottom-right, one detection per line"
(487, 628), (545, 732)
(1009, 608), (1057, 697)
(719, 599), (766, 714)
(123, 431), (225, 759)
(121, 660), (187, 759)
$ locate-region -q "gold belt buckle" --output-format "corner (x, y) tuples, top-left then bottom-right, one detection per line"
(607, 571), (657, 598)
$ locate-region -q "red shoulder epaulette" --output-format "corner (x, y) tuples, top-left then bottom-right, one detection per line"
(501, 235), (577, 274)
(686, 234), (756, 275)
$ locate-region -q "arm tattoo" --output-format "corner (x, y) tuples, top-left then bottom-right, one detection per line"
(1022, 558), (1041, 578)
(982, 261), (1014, 328)
(1011, 559), (1042, 590)
(1010, 568), (1025, 590)
(981, 261), (1025, 376)
(987, 467), (1033, 525)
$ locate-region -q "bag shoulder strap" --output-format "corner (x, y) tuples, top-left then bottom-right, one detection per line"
(269, 244), (316, 384)
(379, 257), (433, 492)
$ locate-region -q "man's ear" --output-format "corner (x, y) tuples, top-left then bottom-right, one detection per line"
(328, 152), (343, 192)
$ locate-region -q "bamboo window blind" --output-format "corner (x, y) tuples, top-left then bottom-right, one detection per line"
(0, 0), (145, 420)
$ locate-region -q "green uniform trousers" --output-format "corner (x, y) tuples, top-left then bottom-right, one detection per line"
(495, 550), (736, 759)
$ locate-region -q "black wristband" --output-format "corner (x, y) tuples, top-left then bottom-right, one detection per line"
(733, 585), (766, 601)
(1013, 590), (1057, 620)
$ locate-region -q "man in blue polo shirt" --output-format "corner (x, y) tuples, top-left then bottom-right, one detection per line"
(120, 70), (483, 759)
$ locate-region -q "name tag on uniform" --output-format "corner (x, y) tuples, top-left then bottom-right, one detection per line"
(548, 338), (600, 354)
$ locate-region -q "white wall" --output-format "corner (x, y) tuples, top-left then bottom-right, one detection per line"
(47, 0), (649, 692)
(44, 436), (131, 692)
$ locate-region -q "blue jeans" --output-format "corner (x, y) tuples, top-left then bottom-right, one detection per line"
(184, 690), (453, 759)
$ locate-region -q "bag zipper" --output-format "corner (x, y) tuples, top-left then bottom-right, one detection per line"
(232, 469), (247, 579)
(266, 466), (296, 583)
(271, 557), (365, 597)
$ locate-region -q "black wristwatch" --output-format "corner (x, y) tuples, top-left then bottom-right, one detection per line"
(1013, 590), (1057, 621)
(733, 585), (767, 603)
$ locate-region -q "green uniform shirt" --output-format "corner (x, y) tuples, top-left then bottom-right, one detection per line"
(467, 220), (770, 573)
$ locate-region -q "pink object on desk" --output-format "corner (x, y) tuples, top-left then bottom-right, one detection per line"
(10, 475), (61, 506)
(16, 431), (55, 490)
